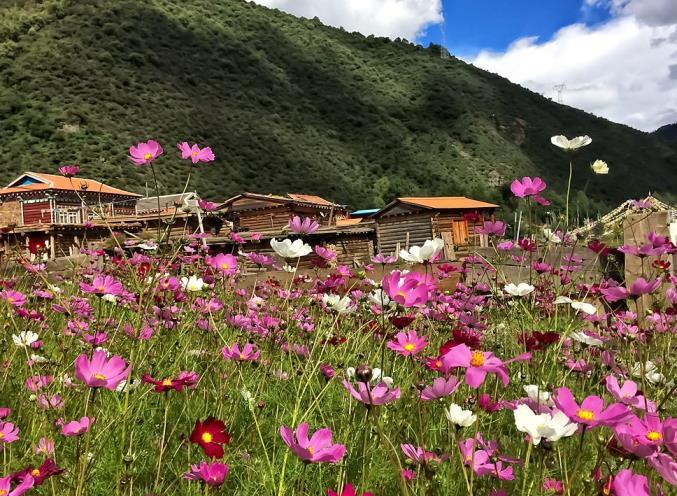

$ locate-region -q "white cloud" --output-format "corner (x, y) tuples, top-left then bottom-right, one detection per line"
(474, 0), (677, 131)
(252, 0), (443, 40)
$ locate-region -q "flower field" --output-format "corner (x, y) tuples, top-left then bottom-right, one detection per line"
(0, 138), (675, 496)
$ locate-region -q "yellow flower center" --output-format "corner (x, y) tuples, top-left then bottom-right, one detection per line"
(403, 343), (416, 352)
(192, 151), (198, 156)
(143, 153), (152, 160)
(162, 379), (173, 387)
(31, 469), (41, 477)
(0, 432), (4, 439)
(201, 432), (213, 443)
(94, 373), (107, 380)
(577, 409), (595, 421)
(470, 351), (484, 367)
(239, 353), (246, 360)
(0, 490), (7, 495)
(646, 431), (662, 441)
(396, 291), (408, 300)
(6, 297), (14, 302)
(220, 262), (230, 270)
(97, 286), (105, 293)
(308, 446), (315, 455)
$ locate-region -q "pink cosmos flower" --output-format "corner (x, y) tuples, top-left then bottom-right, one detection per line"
(0, 290), (26, 307)
(327, 483), (372, 496)
(510, 177), (549, 205)
(371, 253), (398, 264)
(605, 376), (656, 411)
(441, 344), (529, 389)
(315, 246), (337, 262)
(610, 469), (649, 496)
(0, 475), (34, 496)
(177, 142), (215, 164)
(80, 274), (124, 296)
(0, 421), (19, 444)
(400, 444), (443, 465)
(206, 253), (238, 275)
(382, 270), (431, 308)
(471, 450), (515, 480)
(342, 380), (401, 406)
(74, 350), (131, 390)
(60, 416), (93, 437)
(648, 452), (677, 485)
(553, 387), (630, 428)
(58, 165), (80, 177)
(182, 461), (229, 486)
(288, 216), (320, 235)
(222, 343), (260, 362)
(386, 330), (427, 356)
(35, 437), (55, 456)
(475, 220), (506, 237)
(419, 376), (461, 401)
(198, 199), (219, 212)
(279, 422), (346, 463)
(616, 413), (671, 454)
(628, 277), (662, 296)
(129, 139), (163, 166)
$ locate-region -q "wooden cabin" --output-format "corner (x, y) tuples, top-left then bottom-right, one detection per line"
(219, 192), (349, 232)
(372, 197), (498, 257)
(0, 172), (140, 260)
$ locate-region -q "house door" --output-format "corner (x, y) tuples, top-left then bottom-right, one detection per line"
(452, 219), (469, 246)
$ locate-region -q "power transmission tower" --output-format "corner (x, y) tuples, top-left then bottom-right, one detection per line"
(553, 83), (566, 104)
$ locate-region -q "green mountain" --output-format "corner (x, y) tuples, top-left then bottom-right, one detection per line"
(1, 0), (676, 214)
(654, 123), (677, 142)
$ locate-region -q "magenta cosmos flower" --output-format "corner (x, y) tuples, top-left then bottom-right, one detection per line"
(419, 376), (461, 401)
(288, 216), (320, 235)
(611, 469), (649, 496)
(206, 253), (238, 275)
(553, 387), (630, 428)
(222, 343), (260, 362)
(327, 483), (372, 496)
(129, 139), (163, 166)
(0, 421), (19, 444)
(182, 461), (229, 486)
(0, 290), (26, 307)
(510, 176), (549, 205)
(74, 350), (131, 390)
(279, 422), (346, 463)
(58, 165), (80, 178)
(382, 270), (430, 308)
(0, 475), (34, 496)
(441, 344), (528, 389)
(61, 416), (93, 437)
(387, 330), (427, 356)
(343, 379), (401, 406)
(198, 199), (219, 212)
(177, 142), (215, 164)
(80, 274), (124, 297)
(400, 444), (444, 465)
(475, 220), (506, 237)
(605, 375), (656, 411)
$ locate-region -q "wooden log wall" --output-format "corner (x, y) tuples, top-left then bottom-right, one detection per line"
(375, 214), (433, 255)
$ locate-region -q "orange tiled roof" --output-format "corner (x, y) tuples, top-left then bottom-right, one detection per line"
(398, 197), (498, 209)
(336, 218), (363, 226)
(1, 172), (141, 197)
(287, 193), (337, 206)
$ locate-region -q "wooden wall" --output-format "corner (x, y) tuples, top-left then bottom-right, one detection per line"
(375, 213), (433, 255)
(22, 201), (51, 224)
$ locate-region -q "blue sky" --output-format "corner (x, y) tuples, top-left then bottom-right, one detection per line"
(421, 0), (611, 57)
(255, 0), (677, 130)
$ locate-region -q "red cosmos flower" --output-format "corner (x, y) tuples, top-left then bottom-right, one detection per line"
(12, 458), (64, 486)
(142, 371), (199, 393)
(390, 315), (415, 330)
(189, 418), (230, 458)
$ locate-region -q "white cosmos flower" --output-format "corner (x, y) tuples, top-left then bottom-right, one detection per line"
(631, 361), (666, 385)
(12, 331), (39, 348)
(116, 378), (140, 393)
(270, 238), (312, 258)
(181, 275), (205, 292)
(102, 294), (117, 303)
(445, 404), (477, 427)
(543, 228), (562, 243)
(570, 331), (604, 347)
(399, 238), (444, 263)
(281, 264), (296, 273)
(30, 354), (48, 363)
(346, 367), (393, 386)
(322, 293), (355, 314)
(513, 404), (578, 445)
(367, 290), (394, 308)
(591, 160), (609, 174)
(138, 241), (158, 251)
(523, 385), (554, 407)
(570, 301), (597, 315)
(550, 135), (592, 150)
(504, 283), (535, 297)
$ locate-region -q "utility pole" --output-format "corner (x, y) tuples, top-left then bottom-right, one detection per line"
(553, 83), (566, 104)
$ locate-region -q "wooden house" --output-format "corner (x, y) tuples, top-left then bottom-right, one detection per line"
(372, 197), (498, 257)
(0, 172), (140, 260)
(219, 192), (349, 232)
